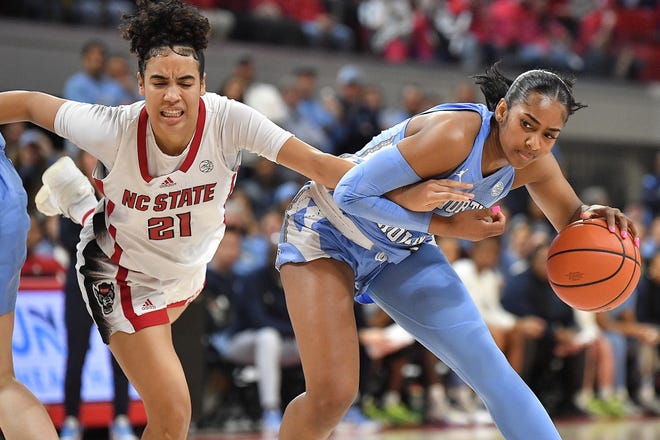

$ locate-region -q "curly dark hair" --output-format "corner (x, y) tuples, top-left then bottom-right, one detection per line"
(119, 0), (210, 77)
(471, 62), (587, 120)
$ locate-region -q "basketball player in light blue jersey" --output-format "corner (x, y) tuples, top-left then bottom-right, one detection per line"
(276, 64), (640, 440)
(0, 132), (58, 438)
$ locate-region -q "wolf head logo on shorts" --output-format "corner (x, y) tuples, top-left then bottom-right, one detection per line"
(93, 281), (116, 315)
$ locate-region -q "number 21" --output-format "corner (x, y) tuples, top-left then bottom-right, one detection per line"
(147, 212), (192, 240)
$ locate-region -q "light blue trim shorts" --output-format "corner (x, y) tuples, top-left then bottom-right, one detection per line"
(0, 151), (30, 315)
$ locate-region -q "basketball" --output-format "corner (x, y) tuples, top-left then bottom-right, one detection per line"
(546, 218), (641, 312)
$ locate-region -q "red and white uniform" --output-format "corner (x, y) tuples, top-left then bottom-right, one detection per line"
(54, 93), (291, 342)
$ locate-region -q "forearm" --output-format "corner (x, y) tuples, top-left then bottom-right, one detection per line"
(428, 213), (456, 236)
(312, 151), (355, 190)
(333, 146), (433, 232)
(276, 137), (354, 189)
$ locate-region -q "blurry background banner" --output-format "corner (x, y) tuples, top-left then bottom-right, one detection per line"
(12, 286), (139, 404)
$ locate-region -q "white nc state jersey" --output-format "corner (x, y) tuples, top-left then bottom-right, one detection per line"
(55, 93), (291, 284)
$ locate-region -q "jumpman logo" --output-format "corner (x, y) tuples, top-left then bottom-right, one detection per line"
(453, 169), (469, 182)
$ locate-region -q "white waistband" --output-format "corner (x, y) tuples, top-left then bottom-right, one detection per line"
(309, 181), (374, 250)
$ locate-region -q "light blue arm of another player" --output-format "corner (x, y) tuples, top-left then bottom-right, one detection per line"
(333, 145), (433, 233)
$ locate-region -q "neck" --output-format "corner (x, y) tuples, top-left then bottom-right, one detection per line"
(154, 133), (192, 156)
(482, 121), (507, 176)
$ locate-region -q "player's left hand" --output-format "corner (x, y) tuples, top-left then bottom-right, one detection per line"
(388, 178), (474, 212)
(580, 204), (639, 246)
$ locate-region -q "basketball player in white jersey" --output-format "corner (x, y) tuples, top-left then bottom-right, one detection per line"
(0, 1), (474, 438)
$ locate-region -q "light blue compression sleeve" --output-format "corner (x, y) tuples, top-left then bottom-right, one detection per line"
(333, 146), (433, 233)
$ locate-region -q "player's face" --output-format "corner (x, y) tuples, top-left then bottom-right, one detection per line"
(495, 93), (567, 169)
(138, 50), (206, 154)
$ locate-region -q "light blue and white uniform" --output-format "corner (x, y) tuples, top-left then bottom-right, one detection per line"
(0, 133), (30, 315)
(278, 103), (561, 440)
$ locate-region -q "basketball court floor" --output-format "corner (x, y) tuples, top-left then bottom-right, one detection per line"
(188, 417), (660, 440)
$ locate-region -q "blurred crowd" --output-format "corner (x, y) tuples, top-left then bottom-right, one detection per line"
(3, 5), (660, 436)
(2, 0), (660, 81)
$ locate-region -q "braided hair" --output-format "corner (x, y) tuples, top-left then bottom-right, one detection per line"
(120, 0), (211, 78)
(472, 63), (587, 121)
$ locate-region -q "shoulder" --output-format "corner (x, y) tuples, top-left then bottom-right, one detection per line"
(203, 92), (254, 122)
(410, 108), (482, 143)
(397, 107), (484, 176)
(202, 92), (230, 113)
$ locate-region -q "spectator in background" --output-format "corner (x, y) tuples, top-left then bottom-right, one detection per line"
(641, 216), (660, 261)
(64, 39), (133, 106)
(362, 85), (386, 131)
(454, 237), (545, 375)
(62, 39), (132, 156)
(235, 0), (305, 46)
(57, 150), (138, 440)
(14, 128), (56, 213)
(595, 291), (660, 415)
(216, 54), (255, 103)
(273, 180), (302, 214)
(432, 0), (488, 70)
(575, 0), (619, 77)
(485, 0), (583, 72)
(292, 0), (355, 51)
(201, 227), (242, 427)
(218, 75), (248, 102)
(184, 0), (236, 40)
(234, 154), (290, 218)
(502, 243), (589, 417)
(224, 191), (273, 277)
(20, 213), (66, 278)
(500, 216), (534, 280)
(211, 243), (301, 434)
(279, 75), (333, 153)
(572, 310), (624, 418)
(291, 66), (338, 154)
(330, 65), (381, 155)
(106, 52), (141, 103)
(359, 306), (423, 428)
(0, 121), (28, 164)
(641, 151), (660, 223)
(635, 250), (660, 413)
(451, 80), (478, 103)
(74, 0), (135, 26)
(380, 83), (428, 128)
(357, 0), (413, 63)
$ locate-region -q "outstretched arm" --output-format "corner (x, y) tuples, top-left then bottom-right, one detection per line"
(0, 91), (66, 132)
(275, 136), (354, 190)
(516, 154), (639, 240)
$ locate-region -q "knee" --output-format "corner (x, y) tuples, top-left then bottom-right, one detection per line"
(144, 392), (191, 437)
(306, 376), (358, 420)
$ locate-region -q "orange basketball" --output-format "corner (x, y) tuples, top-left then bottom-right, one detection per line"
(546, 218), (641, 312)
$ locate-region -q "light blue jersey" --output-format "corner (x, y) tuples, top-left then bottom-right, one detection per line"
(340, 103), (514, 264)
(0, 133), (30, 315)
(278, 102), (561, 440)
(279, 103), (515, 297)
